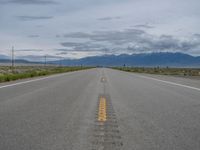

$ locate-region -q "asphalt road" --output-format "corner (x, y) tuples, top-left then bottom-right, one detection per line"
(0, 68), (200, 150)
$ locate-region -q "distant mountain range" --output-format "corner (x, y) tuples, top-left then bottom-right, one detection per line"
(0, 52), (200, 67)
(52, 52), (200, 67)
(0, 56), (41, 65)
(0, 59), (30, 64)
(0, 54), (9, 60)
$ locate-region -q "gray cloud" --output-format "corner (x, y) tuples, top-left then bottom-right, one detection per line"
(28, 35), (40, 38)
(126, 34), (200, 53)
(17, 54), (61, 61)
(133, 24), (154, 29)
(35, 25), (44, 28)
(60, 42), (107, 52)
(1, 0), (200, 57)
(62, 29), (200, 54)
(0, 0), (57, 5)
(56, 34), (61, 38)
(56, 52), (69, 55)
(60, 42), (82, 47)
(16, 16), (53, 21)
(16, 49), (43, 52)
(194, 34), (200, 38)
(64, 29), (145, 44)
(64, 32), (91, 39)
(55, 51), (82, 57)
(98, 16), (121, 21)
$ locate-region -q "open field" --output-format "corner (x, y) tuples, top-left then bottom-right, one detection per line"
(0, 66), (90, 83)
(113, 67), (200, 77)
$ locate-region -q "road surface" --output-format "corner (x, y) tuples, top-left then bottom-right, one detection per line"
(0, 68), (200, 150)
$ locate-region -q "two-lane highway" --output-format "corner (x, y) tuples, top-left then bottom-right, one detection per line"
(0, 68), (200, 150)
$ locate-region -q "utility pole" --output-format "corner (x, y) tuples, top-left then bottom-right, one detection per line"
(44, 55), (47, 67)
(59, 56), (62, 67)
(11, 46), (15, 69)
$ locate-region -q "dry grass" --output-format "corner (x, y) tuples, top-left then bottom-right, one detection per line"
(0, 66), (91, 83)
(113, 67), (200, 77)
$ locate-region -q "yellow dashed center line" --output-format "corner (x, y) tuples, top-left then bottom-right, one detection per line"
(101, 77), (106, 82)
(98, 97), (107, 122)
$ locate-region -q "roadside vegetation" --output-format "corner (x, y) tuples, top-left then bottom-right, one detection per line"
(113, 67), (200, 77)
(0, 66), (91, 83)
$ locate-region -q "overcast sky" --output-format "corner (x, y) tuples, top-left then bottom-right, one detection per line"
(0, 0), (200, 60)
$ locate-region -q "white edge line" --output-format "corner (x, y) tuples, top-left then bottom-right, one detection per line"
(0, 72), (72, 89)
(135, 74), (200, 92)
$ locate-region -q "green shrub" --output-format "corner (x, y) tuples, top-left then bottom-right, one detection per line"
(0, 66), (91, 83)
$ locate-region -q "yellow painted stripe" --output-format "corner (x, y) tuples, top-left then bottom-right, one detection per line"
(101, 77), (106, 82)
(98, 97), (107, 122)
